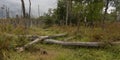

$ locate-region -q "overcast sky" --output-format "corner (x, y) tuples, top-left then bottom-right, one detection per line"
(0, 0), (57, 17)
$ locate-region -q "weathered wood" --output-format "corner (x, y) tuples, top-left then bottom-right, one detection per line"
(16, 33), (67, 52)
(5, 34), (39, 38)
(21, 0), (26, 18)
(6, 33), (120, 52)
(44, 39), (120, 47)
(24, 33), (67, 47)
(5, 33), (67, 39)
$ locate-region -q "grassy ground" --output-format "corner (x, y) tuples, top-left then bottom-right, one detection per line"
(8, 44), (120, 60)
(0, 22), (120, 60)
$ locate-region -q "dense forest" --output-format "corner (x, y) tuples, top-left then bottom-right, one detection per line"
(0, 0), (120, 60)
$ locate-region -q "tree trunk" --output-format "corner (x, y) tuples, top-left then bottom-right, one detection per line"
(6, 7), (10, 18)
(15, 33), (67, 52)
(65, 0), (72, 26)
(69, 0), (72, 25)
(66, 0), (69, 26)
(44, 39), (120, 47)
(29, 0), (31, 18)
(38, 5), (40, 17)
(21, 0), (26, 18)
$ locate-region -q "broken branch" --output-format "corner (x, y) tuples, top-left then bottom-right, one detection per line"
(16, 33), (67, 52)
(44, 39), (120, 47)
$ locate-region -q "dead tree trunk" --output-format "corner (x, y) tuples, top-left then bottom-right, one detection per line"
(4, 33), (120, 52)
(38, 5), (40, 17)
(16, 33), (67, 52)
(44, 39), (120, 47)
(29, 0), (31, 18)
(6, 7), (10, 18)
(1, 5), (5, 18)
(21, 0), (26, 18)
(69, 0), (72, 25)
(65, 0), (69, 26)
(65, 0), (72, 26)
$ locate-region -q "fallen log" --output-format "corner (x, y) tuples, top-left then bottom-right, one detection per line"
(5, 34), (42, 39)
(16, 33), (67, 52)
(5, 33), (67, 40)
(44, 39), (120, 47)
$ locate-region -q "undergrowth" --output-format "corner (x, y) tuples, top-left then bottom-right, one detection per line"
(0, 21), (120, 60)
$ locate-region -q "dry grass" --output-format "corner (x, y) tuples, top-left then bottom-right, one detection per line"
(49, 22), (120, 42)
(0, 19), (120, 60)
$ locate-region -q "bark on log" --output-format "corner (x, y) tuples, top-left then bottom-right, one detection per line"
(5, 34), (40, 38)
(5, 33), (67, 39)
(44, 39), (120, 47)
(16, 33), (67, 52)
(7, 33), (120, 52)
(24, 33), (67, 47)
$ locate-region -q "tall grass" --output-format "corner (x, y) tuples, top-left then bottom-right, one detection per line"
(50, 22), (120, 42)
(0, 19), (30, 60)
(0, 34), (11, 60)
(0, 19), (120, 60)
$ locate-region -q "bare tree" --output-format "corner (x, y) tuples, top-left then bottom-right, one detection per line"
(21, 0), (26, 18)
(1, 5), (5, 18)
(6, 6), (10, 18)
(66, 0), (69, 25)
(29, 0), (31, 18)
(38, 5), (40, 17)
(65, 0), (72, 26)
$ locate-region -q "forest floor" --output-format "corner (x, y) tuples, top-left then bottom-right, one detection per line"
(1, 22), (120, 60)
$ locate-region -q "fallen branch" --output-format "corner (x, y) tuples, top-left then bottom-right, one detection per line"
(5, 34), (41, 39)
(44, 39), (120, 47)
(5, 33), (67, 40)
(16, 33), (67, 52)
(11, 33), (120, 52)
